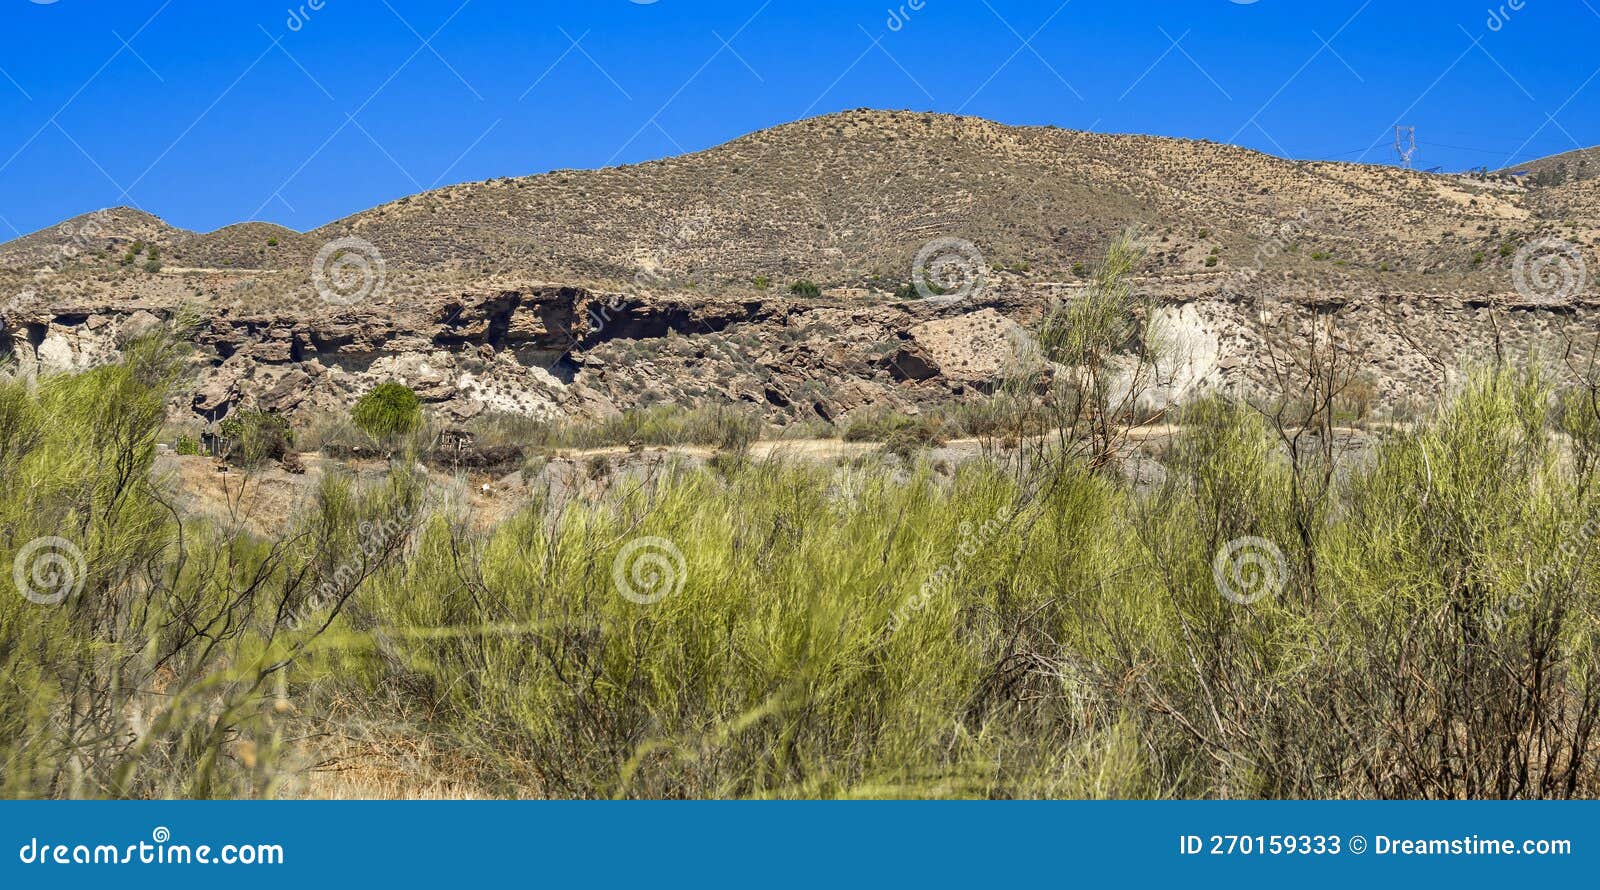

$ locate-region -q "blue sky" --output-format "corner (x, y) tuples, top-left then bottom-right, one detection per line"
(1, 0), (1597, 236)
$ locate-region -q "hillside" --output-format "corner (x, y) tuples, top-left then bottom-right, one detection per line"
(6, 110), (1579, 290)
(0, 207), (188, 268)
(2, 110), (1599, 431)
(298, 109), (1562, 287)
(1498, 146), (1600, 186)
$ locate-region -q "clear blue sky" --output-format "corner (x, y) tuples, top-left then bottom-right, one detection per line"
(1, 0), (1596, 236)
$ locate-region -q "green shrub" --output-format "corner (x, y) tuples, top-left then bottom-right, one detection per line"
(896, 279), (947, 299)
(789, 280), (821, 298)
(839, 408), (925, 442)
(881, 425), (940, 460)
(219, 409), (293, 465)
(352, 382), (423, 443)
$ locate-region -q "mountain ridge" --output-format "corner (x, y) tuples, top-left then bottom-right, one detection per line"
(5, 109), (1577, 294)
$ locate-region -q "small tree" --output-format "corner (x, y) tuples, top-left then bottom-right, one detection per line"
(219, 410), (293, 465)
(352, 382), (422, 446)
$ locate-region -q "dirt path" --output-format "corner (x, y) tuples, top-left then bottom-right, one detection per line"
(537, 424), (1193, 465)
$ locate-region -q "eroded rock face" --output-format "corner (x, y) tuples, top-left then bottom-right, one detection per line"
(3, 279), (1598, 429)
(0, 285), (786, 423)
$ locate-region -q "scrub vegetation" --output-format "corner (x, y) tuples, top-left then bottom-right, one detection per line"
(4, 238), (1599, 800)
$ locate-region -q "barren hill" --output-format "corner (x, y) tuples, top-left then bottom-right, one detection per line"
(3, 110), (1599, 432)
(9, 110), (1579, 287)
(0, 207), (187, 268)
(294, 110), (1566, 288)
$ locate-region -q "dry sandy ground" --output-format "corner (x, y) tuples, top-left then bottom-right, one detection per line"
(158, 423), (1385, 541)
(152, 425), (1222, 537)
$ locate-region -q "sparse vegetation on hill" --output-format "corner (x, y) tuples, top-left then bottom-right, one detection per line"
(7, 110), (1571, 297)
